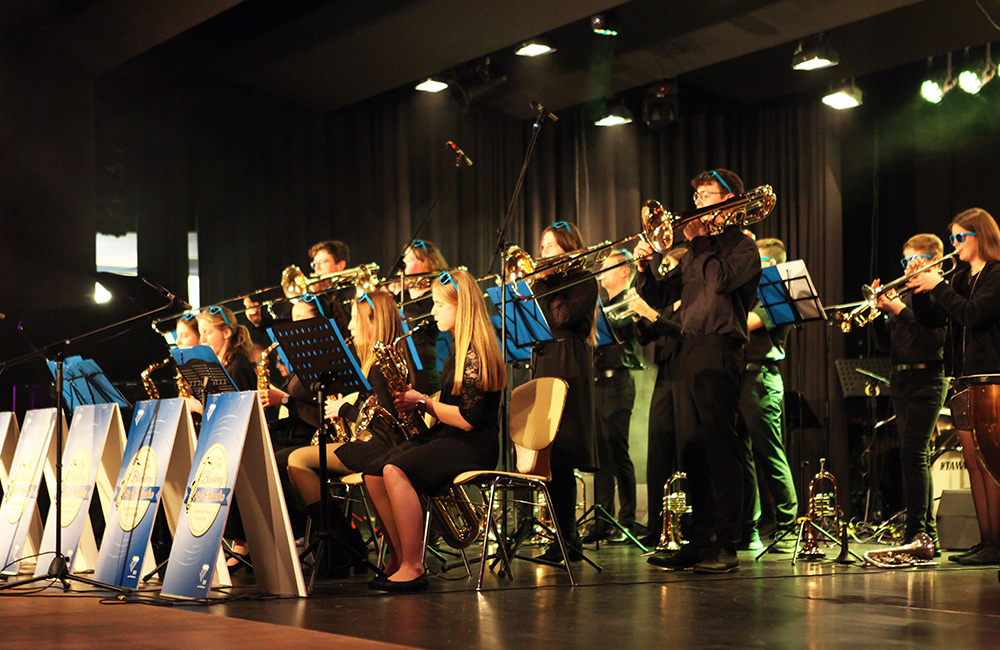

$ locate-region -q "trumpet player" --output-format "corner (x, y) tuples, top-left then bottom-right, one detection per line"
(635, 169), (761, 573)
(393, 239), (448, 394)
(583, 250), (643, 543)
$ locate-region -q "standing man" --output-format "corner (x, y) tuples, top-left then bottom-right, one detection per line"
(740, 238), (799, 553)
(584, 250), (642, 543)
(634, 169), (761, 573)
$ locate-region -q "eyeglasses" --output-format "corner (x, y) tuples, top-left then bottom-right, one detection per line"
(411, 239), (428, 250)
(356, 292), (375, 310)
(693, 190), (723, 202)
(552, 221), (571, 232)
(900, 254), (932, 269)
(310, 256), (335, 270)
(760, 256), (773, 263)
(207, 305), (233, 330)
(708, 170), (733, 195)
(949, 232), (977, 245)
(180, 312), (198, 322)
(301, 293), (326, 317)
(438, 271), (459, 293)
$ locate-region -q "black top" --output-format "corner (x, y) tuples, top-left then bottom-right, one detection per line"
(635, 303), (683, 364)
(914, 261), (1000, 376)
(875, 295), (947, 366)
(400, 291), (442, 394)
(594, 289), (641, 370)
(635, 226), (761, 342)
(225, 353), (257, 392)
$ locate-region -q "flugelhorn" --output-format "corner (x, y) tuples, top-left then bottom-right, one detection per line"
(798, 458), (842, 560)
(656, 472), (690, 552)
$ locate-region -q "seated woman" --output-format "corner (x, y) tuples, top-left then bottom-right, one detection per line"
(286, 290), (423, 527)
(364, 269), (506, 592)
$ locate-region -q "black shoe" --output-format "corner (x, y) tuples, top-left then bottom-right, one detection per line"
(638, 533), (660, 548)
(369, 572), (429, 593)
(948, 542), (986, 562)
(647, 543), (708, 570)
(953, 543), (1000, 566)
(537, 542), (584, 563)
(693, 546), (740, 574)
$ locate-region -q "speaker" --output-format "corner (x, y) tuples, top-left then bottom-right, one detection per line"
(936, 489), (978, 550)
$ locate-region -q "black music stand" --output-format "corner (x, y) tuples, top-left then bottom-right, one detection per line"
(47, 356), (130, 414)
(170, 345), (239, 402)
(758, 260), (827, 326)
(270, 315), (376, 591)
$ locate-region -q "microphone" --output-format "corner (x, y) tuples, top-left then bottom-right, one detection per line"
(141, 277), (192, 310)
(530, 101), (559, 122)
(447, 141), (473, 166)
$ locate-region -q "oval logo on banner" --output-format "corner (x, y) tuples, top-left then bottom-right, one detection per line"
(116, 446), (158, 532)
(60, 449), (91, 527)
(186, 443), (230, 538)
(5, 452), (38, 524)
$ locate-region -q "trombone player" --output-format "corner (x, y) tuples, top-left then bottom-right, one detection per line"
(634, 169), (761, 573)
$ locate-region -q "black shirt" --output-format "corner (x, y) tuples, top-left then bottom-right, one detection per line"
(635, 226), (761, 342)
(875, 295), (946, 366)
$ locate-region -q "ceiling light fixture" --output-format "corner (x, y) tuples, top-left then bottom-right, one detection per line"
(515, 37), (556, 57)
(958, 44), (996, 94)
(920, 54), (956, 104)
(595, 98), (633, 126)
(591, 12), (619, 36)
(822, 80), (862, 109)
(791, 35), (839, 71)
(415, 78), (448, 93)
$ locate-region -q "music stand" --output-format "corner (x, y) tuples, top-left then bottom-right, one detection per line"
(46, 356), (130, 414)
(758, 260), (827, 326)
(270, 315), (375, 591)
(170, 345), (239, 402)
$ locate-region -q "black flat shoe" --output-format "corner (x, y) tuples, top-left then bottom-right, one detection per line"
(369, 572), (429, 593)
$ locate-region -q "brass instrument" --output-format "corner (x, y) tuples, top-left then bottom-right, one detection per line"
(642, 184), (776, 251)
(174, 366), (193, 399)
(656, 472), (690, 552)
(863, 532), (936, 568)
(798, 458), (842, 560)
(371, 338), (484, 550)
(830, 252), (958, 332)
(602, 294), (641, 319)
(256, 342), (280, 391)
(141, 359), (171, 399)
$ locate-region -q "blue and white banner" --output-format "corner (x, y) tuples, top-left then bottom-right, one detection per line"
(94, 399), (186, 589)
(0, 409), (58, 575)
(34, 403), (123, 577)
(161, 391), (254, 599)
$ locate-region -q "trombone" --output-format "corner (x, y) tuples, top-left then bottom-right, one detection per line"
(830, 252), (957, 332)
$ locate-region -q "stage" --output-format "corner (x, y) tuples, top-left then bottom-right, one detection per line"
(3, 543), (1000, 649)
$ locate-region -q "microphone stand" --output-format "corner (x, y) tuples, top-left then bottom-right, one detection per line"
(488, 103), (556, 552)
(0, 288), (181, 593)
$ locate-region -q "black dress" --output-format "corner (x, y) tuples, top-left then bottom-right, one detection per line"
(333, 364), (410, 473)
(531, 270), (599, 471)
(368, 349), (501, 496)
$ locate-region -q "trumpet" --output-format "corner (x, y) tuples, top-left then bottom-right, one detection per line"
(231, 263), (381, 316)
(602, 294), (641, 319)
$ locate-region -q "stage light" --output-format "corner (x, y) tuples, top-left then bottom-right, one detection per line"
(822, 81), (862, 109)
(595, 99), (633, 126)
(958, 44), (995, 94)
(415, 78), (448, 93)
(920, 54), (955, 104)
(94, 282), (112, 304)
(449, 58), (508, 112)
(642, 80), (679, 130)
(516, 38), (556, 57)
(791, 36), (839, 71)
(591, 12), (619, 36)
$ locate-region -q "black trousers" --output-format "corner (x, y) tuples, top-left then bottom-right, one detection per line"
(675, 335), (746, 550)
(890, 368), (948, 539)
(593, 369), (638, 529)
(645, 358), (680, 536)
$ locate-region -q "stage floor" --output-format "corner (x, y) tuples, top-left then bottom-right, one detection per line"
(3, 541), (1000, 649)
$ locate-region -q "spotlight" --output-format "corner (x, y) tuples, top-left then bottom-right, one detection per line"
(791, 36), (839, 71)
(958, 44), (995, 94)
(448, 58), (508, 112)
(515, 37), (556, 57)
(415, 78), (448, 93)
(595, 98), (633, 126)
(642, 80), (679, 130)
(920, 54), (956, 104)
(822, 81), (862, 109)
(591, 12), (619, 36)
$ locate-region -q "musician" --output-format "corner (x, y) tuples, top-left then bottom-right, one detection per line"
(584, 250), (642, 543)
(394, 239), (447, 393)
(634, 169), (761, 573)
(531, 221), (600, 561)
(910, 208), (1000, 565)
(175, 313), (200, 348)
(364, 269), (506, 592)
(741, 238), (798, 552)
(631, 248), (686, 547)
(871, 234), (948, 552)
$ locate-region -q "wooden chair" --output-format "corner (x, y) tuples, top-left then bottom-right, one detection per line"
(452, 377), (572, 590)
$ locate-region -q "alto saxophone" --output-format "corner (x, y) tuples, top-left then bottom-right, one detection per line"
(141, 359), (171, 399)
(371, 338), (484, 550)
(256, 342), (280, 391)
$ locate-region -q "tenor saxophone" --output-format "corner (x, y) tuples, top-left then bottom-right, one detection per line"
(371, 339), (484, 549)
(141, 359), (171, 399)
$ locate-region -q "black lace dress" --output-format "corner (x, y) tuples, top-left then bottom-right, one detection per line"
(367, 349), (501, 496)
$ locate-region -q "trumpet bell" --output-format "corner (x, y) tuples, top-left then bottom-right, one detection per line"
(503, 245), (536, 283)
(641, 200), (675, 253)
(281, 265), (309, 298)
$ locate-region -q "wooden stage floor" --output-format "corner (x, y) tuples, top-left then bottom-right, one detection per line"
(3, 542), (1000, 649)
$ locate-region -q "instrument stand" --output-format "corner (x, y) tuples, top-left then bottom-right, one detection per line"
(575, 504), (648, 551)
(755, 515), (862, 565)
(0, 285), (181, 594)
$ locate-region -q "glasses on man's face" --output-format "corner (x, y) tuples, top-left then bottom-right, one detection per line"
(437, 271), (459, 293)
(207, 305), (232, 330)
(311, 256), (334, 271)
(693, 190), (723, 202)
(950, 232), (977, 245)
(900, 254), (932, 269)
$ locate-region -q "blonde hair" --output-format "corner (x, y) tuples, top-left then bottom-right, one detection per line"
(432, 270), (507, 395)
(196, 306), (253, 367)
(903, 234), (944, 258)
(353, 291), (407, 376)
(757, 238), (787, 264)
